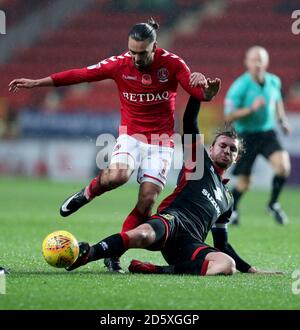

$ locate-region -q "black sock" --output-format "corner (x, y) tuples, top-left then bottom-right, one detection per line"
(231, 188), (244, 211)
(88, 233), (128, 262)
(158, 265), (174, 274)
(159, 259), (203, 275)
(269, 175), (287, 205)
(173, 259), (203, 275)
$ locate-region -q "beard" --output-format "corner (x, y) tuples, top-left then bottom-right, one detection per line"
(214, 159), (230, 170)
(134, 56), (153, 71)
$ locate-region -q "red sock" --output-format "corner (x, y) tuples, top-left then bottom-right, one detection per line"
(86, 174), (108, 200)
(120, 232), (130, 249)
(121, 207), (146, 232)
(200, 259), (209, 276)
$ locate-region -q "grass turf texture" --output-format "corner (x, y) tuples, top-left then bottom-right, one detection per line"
(0, 177), (299, 310)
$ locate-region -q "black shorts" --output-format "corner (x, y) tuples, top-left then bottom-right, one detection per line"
(146, 214), (218, 266)
(233, 130), (283, 176)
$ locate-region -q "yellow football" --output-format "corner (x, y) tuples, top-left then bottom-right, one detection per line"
(42, 230), (79, 268)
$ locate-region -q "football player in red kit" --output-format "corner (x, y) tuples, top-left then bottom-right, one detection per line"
(9, 18), (220, 272)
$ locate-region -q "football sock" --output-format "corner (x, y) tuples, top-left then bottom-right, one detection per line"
(231, 188), (244, 211)
(121, 206), (145, 232)
(86, 172), (108, 200)
(173, 259), (205, 275)
(269, 175), (287, 205)
(88, 233), (129, 262)
(158, 259), (208, 276)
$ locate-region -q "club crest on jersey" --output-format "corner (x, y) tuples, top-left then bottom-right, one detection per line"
(142, 74), (152, 85)
(157, 68), (169, 83)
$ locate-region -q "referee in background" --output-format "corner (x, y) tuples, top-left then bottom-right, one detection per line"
(224, 46), (291, 225)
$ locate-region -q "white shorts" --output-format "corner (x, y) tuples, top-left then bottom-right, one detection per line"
(110, 134), (173, 189)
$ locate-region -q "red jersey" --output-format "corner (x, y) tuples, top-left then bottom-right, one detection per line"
(51, 48), (206, 144)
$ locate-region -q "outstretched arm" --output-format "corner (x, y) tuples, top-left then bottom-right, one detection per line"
(212, 223), (283, 274)
(211, 223), (251, 273)
(183, 95), (201, 135)
(9, 67), (99, 93)
(9, 57), (117, 92)
(9, 77), (54, 92)
(181, 94), (206, 180)
(8, 68), (90, 92)
(183, 72), (222, 134)
(177, 60), (221, 101)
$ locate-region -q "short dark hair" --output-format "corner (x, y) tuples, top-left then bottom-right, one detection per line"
(128, 18), (159, 43)
(211, 125), (244, 155)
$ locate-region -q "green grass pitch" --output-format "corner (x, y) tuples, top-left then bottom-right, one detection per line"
(0, 177), (299, 310)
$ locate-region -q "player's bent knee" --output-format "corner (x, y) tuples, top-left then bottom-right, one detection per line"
(134, 229), (156, 248)
(224, 257), (236, 275)
(215, 254), (236, 275)
(126, 224), (156, 248)
(205, 252), (236, 276)
(107, 169), (130, 186)
(276, 164), (290, 178)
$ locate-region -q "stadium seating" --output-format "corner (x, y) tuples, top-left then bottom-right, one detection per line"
(0, 0), (173, 111)
(0, 0), (299, 113)
(170, 0), (300, 110)
(0, 0), (43, 27)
